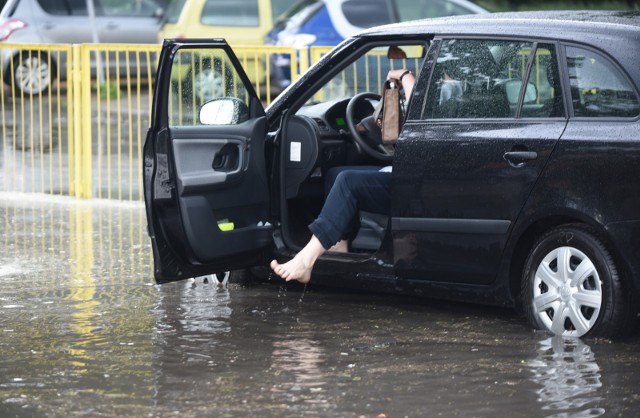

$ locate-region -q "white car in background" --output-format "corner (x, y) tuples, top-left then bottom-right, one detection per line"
(0, 0), (164, 95)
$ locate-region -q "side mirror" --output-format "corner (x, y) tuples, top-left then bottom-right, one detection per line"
(199, 98), (249, 125)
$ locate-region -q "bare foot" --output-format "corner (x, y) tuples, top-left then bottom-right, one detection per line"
(270, 235), (325, 284)
(270, 258), (312, 284)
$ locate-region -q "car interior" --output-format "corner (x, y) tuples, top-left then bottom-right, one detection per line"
(275, 42), (428, 254)
(424, 40), (565, 120)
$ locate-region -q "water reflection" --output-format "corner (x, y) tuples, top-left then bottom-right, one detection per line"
(529, 337), (604, 417)
(271, 335), (326, 393)
(3, 194), (640, 417)
(0, 194), (155, 415)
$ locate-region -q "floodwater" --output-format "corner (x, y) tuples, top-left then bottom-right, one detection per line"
(1, 193), (640, 418)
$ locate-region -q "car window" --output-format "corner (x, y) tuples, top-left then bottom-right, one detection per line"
(566, 46), (639, 118)
(272, 0), (321, 31)
(519, 43), (565, 118)
(168, 48), (249, 127)
(162, 0), (186, 24)
(201, 0), (259, 27)
(396, 0), (477, 20)
(306, 43), (426, 105)
(271, 0), (298, 22)
(100, 0), (160, 17)
(422, 39), (535, 119)
(341, 0), (395, 28)
(37, 0), (87, 15)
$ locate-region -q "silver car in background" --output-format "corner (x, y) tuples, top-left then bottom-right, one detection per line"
(0, 0), (164, 95)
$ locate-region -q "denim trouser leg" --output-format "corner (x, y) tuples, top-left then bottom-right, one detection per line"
(323, 165), (383, 197)
(310, 170), (391, 250)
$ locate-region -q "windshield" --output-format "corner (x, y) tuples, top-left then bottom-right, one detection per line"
(273, 0), (320, 27)
(162, 0), (187, 24)
(272, 0), (299, 22)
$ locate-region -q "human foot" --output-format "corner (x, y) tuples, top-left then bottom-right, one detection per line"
(270, 235), (326, 284)
(270, 257), (312, 284)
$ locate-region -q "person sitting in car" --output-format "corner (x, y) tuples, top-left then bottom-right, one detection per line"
(270, 68), (416, 284)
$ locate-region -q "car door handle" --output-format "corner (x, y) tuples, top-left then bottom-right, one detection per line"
(503, 151), (538, 162)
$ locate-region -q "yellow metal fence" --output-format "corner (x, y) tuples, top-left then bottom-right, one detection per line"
(0, 43), (309, 200)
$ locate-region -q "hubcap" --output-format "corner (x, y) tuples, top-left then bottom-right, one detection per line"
(532, 246), (602, 337)
(15, 56), (50, 95)
(194, 68), (224, 102)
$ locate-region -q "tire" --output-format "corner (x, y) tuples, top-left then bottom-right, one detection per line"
(11, 51), (56, 96)
(182, 58), (230, 104)
(228, 268), (264, 287)
(521, 224), (635, 338)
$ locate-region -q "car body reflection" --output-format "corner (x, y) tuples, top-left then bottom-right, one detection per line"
(528, 337), (604, 417)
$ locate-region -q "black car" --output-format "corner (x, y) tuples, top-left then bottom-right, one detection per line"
(144, 11), (640, 338)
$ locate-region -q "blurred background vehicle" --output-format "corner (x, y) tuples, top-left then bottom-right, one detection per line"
(266, 0), (489, 89)
(0, 0), (165, 95)
(159, 0), (297, 45)
(159, 0), (298, 101)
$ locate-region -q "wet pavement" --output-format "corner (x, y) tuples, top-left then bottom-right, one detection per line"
(1, 192), (640, 417)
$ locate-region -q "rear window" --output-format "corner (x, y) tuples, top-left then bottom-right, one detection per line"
(566, 46), (639, 118)
(201, 0), (259, 27)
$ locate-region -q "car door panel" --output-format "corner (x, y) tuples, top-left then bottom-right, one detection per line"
(170, 119), (271, 262)
(392, 120), (566, 285)
(145, 40), (272, 283)
(391, 38), (568, 285)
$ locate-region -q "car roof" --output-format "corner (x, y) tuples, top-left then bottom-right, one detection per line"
(359, 10), (640, 42)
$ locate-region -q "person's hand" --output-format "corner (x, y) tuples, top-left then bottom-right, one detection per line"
(386, 69), (415, 98)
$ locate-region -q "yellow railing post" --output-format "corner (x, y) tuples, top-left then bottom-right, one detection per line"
(71, 44), (93, 199)
(297, 47), (309, 82)
(71, 44), (82, 198)
(81, 45), (93, 198)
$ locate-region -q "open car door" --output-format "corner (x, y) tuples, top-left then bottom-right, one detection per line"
(144, 40), (272, 284)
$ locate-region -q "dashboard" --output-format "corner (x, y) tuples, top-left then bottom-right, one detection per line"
(297, 96), (377, 138)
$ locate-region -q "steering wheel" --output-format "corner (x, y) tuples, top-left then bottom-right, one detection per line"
(345, 92), (393, 162)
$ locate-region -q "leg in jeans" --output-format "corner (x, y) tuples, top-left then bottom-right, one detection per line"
(271, 170), (391, 283)
(310, 170), (391, 249)
(322, 165), (383, 250)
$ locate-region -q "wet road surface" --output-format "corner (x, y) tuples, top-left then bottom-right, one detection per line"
(1, 192), (640, 417)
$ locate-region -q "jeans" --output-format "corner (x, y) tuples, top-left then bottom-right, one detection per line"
(309, 168), (391, 250)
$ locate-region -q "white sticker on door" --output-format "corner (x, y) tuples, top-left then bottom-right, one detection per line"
(290, 142), (301, 162)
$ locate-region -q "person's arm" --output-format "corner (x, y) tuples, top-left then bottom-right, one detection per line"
(387, 69), (415, 98)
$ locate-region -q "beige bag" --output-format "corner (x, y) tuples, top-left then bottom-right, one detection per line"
(373, 78), (402, 144)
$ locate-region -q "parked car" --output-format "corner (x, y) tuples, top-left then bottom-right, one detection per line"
(0, 0), (164, 95)
(159, 0), (298, 99)
(144, 11), (640, 338)
(266, 0), (489, 89)
(159, 0), (297, 45)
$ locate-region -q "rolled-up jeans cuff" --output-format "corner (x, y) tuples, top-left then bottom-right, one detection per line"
(308, 217), (342, 250)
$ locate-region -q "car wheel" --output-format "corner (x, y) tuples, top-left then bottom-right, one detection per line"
(184, 57), (235, 102)
(521, 224), (635, 338)
(228, 268), (263, 286)
(12, 51), (55, 96)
